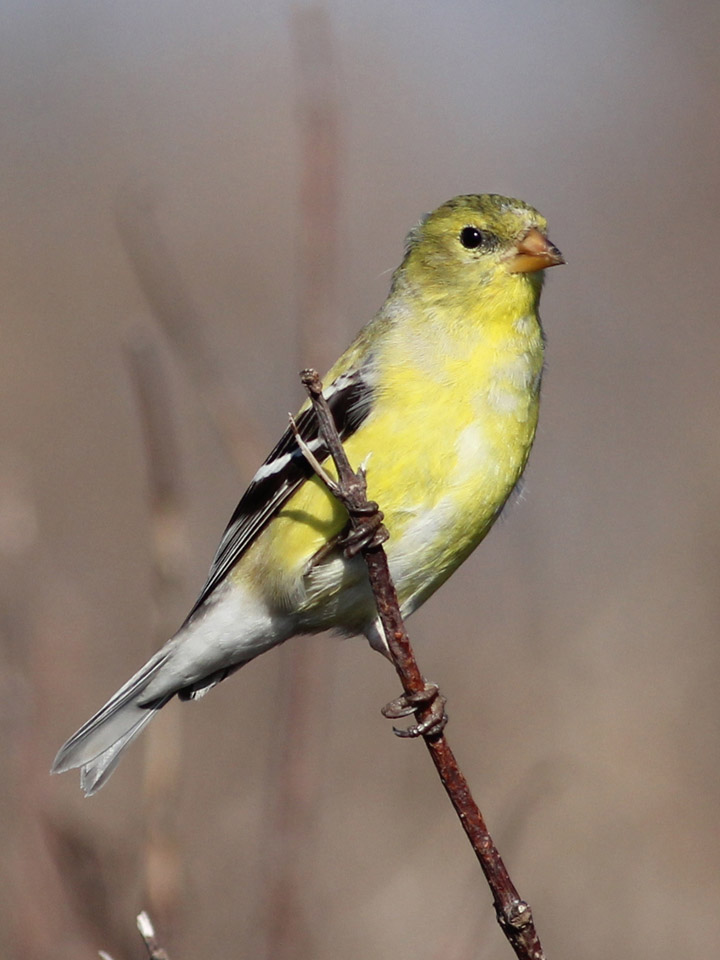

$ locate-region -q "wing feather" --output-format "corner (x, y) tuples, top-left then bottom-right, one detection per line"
(183, 368), (374, 621)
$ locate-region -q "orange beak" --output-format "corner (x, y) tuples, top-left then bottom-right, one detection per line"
(505, 227), (565, 274)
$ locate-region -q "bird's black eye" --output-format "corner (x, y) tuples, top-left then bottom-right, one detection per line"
(459, 226), (486, 249)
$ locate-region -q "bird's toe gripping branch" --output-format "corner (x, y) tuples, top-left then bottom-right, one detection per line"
(381, 681), (448, 739)
(339, 501), (389, 557)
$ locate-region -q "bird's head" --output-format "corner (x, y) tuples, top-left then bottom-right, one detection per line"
(399, 194), (564, 300)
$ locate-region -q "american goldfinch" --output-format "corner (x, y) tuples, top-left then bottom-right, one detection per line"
(53, 194), (563, 795)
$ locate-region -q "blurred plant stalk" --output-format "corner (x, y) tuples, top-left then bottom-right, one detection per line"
(257, 9), (345, 960)
(126, 334), (187, 934)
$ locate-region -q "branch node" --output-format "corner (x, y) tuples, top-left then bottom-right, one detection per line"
(504, 899), (534, 929)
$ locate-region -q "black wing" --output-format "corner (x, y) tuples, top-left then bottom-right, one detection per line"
(183, 368), (375, 622)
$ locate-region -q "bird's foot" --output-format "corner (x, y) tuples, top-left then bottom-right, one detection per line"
(340, 505), (389, 557)
(381, 681), (448, 738)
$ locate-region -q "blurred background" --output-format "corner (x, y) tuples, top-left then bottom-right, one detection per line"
(2, 1), (719, 958)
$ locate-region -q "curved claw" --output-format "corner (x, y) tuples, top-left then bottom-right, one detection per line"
(381, 682), (448, 739)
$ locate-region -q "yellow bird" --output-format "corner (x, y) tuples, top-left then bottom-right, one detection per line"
(53, 194), (564, 794)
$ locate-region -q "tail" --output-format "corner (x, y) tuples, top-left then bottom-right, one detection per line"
(51, 649), (173, 796)
(52, 578), (282, 794)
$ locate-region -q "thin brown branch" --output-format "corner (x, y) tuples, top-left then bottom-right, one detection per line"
(299, 369), (547, 960)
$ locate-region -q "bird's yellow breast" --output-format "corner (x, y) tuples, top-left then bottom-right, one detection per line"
(238, 277), (544, 627)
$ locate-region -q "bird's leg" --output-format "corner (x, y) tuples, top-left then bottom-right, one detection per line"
(381, 681), (448, 739)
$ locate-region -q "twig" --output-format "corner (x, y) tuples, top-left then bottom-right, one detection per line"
(136, 911), (170, 960)
(298, 369), (547, 960)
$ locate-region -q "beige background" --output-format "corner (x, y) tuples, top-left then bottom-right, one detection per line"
(2, 2), (719, 958)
